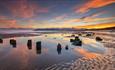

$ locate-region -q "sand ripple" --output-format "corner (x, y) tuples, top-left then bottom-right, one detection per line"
(44, 55), (115, 70)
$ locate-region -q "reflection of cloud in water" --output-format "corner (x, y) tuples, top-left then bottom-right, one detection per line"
(81, 37), (107, 54)
(42, 48), (49, 54)
(74, 48), (101, 59)
(82, 38), (97, 44)
(82, 37), (103, 47)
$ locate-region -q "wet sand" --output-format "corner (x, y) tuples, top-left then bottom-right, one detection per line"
(44, 55), (114, 70)
(0, 31), (115, 70)
(70, 56), (114, 70)
(44, 32), (115, 70)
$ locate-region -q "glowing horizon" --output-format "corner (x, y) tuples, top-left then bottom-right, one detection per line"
(74, 22), (115, 29)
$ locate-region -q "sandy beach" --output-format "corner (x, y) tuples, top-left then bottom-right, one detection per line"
(44, 31), (115, 70)
(0, 31), (115, 70)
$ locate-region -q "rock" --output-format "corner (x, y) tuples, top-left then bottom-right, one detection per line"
(71, 34), (75, 37)
(70, 39), (74, 42)
(70, 36), (82, 46)
(96, 37), (103, 41)
(10, 39), (16, 48)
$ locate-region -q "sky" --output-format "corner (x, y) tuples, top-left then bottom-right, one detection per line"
(0, 0), (115, 29)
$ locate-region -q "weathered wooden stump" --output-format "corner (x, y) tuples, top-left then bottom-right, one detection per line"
(57, 43), (62, 54)
(0, 39), (3, 43)
(36, 41), (42, 54)
(27, 40), (32, 50)
(10, 39), (16, 48)
(65, 45), (69, 50)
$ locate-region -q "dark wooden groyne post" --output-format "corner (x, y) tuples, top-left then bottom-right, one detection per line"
(27, 40), (32, 50)
(57, 43), (62, 54)
(0, 39), (3, 43)
(10, 39), (16, 48)
(65, 45), (69, 50)
(36, 41), (42, 54)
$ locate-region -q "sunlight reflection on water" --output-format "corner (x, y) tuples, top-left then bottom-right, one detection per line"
(0, 33), (107, 70)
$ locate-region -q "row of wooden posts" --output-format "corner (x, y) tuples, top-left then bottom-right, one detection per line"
(0, 39), (69, 55)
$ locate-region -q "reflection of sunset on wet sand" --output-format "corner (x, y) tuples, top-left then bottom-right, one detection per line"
(74, 48), (100, 59)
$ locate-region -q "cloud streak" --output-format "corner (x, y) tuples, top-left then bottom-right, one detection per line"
(74, 0), (115, 13)
(7, 0), (49, 18)
(62, 16), (115, 24)
(0, 19), (18, 28)
(55, 14), (67, 20)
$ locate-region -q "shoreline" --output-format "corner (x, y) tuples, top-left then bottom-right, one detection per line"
(0, 33), (40, 39)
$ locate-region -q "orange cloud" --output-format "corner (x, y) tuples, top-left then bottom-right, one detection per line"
(7, 0), (49, 18)
(83, 16), (115, 22)
(62, 16), (115, 24)
(0, 19), (19, 28)
(63, 18), (81, 24)
(0, 19), (39, 28)
(89, 11), (108, 18)
(0, 16), (7, 19)
(74, 22), (115, 29)
(75, 0), (115, 13)
(55, 14), (67, 20)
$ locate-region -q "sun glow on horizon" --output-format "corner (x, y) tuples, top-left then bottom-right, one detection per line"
(74, 22), (115, 29)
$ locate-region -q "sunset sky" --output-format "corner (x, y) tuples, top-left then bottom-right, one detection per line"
(0, 0), (115, 29)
